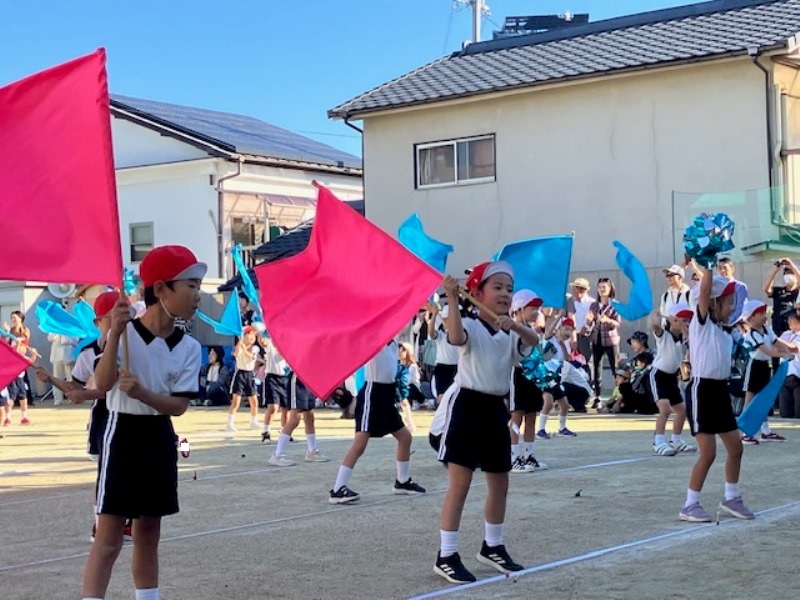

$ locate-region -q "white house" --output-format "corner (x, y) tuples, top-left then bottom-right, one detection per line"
(1, 96), (363, 370)
(328, 0), (800, 298)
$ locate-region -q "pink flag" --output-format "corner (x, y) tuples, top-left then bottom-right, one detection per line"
(0, 340), (32, 391)
(0, 49), (122, 285)
(255, 186), (442, 398)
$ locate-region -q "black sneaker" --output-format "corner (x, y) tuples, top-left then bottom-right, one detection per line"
(261, 431), (271, 443)
(476, 541), (524, 574)
(434, 552), (476, 584)
(393, 478), (426, 495)
(328, 485), (360, 505)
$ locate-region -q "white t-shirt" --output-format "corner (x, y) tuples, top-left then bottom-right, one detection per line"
(366, 341), (398, 384)
(234, 345), (259, 371)
(435, 331), (459, 365)
(71, 341), (103, 389)
(745, 326), (777, 362)
(688, 312), (732, 380)
(780, 330), (800, 377)
(570, 295), (596, 330)
(262, 338), (288, 375)
(659, 286), (691, 318)
(451, 318), (532, 396)
(106, 319), (201, 415)
(652, 327), (685, 374)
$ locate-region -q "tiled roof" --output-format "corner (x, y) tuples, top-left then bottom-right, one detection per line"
(111, 95), (362, 170)
(218, 200), (364, 291)
(330, 0), (800, 118)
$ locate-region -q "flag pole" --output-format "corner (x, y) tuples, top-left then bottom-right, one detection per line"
(458, 289), (500, 321)
(121, 275), (130, 370)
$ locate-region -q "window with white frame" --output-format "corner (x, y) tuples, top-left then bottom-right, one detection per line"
(416, 135), (496, 188)
(129, 222), (154, 263)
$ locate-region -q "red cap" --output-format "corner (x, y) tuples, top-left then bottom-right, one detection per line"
(242, 325), (256, 335)
(720, 281), (736, 298)
(465, 262), (490, 292)
(561, 318), (575, 328)
(139, 245), (207, 288)
(465, 260), (514, 292)
(93, 291), (120, 319)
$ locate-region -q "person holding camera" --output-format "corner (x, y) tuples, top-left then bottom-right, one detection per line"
(763, 257), (800, 336)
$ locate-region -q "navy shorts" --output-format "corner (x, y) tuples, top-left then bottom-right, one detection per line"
(283, 373), (315, 411)
(685, 378), (737, 436)
(231, 370), (257, 397)
(96, 413), (179, 518)
(433, 363), (457, 396)
(7, 377), (26, 402)
(87, 398), (109, 456)
(743, 359), (771, 395)
(355, 382), (404, 437)
(510, 367), (544, 414)
(648, 369), (684, 406)
(438, 387), (511, 473)
(264, 373), (289, 406)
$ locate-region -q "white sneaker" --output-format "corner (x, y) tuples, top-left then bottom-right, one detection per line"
(653, 442), (677, 456)
(269, 454), (296, 467)
(524, 455), (548, 471)
(250, 420), (261, 430)
(671, 440), (697, 453)
(305, 449), (330, 462)
(226, 423), (238, 433)
(511, 457), (529, 473)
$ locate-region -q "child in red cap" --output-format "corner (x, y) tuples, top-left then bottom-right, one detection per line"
(82, 245), (205, 600)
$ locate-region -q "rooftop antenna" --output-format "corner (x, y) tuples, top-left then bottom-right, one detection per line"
(453, 0), (491, 44)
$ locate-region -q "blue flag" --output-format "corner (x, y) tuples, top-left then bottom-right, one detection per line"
(232, 243), (263, 320)
(494, 235), (573, 309)
(737, 361), (788, 436)
(354, 366), (366, 394)
(196, 290), (243, 337)
(398, 213), (453, 273)
(611, 241), (653, 321)
(36, 299), (100, 360)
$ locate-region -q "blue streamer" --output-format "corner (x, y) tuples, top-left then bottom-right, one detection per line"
(232, 244), (263, 320)
(737, 361), (788, 436)
(610, 241), (653, 321)
(397, 213), (454, 273)
(196, 290), (243, 337)
(682, 213), (735, 269)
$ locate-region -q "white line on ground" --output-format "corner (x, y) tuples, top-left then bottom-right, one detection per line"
(406, 500), (800, 600)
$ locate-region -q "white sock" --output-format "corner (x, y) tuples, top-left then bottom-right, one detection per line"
(396, 460), (411, 483)
(538, 414), (548, 431)
(227, 414), (235, 425)
(440, 529), (459, 558)
(21, 410), (27, 419)
(523, 442), (534, 457)
(670, 433), (682, 444)
(484, 521), (504, 547)
(251, 417), (259, 426)
(334, 466), (352, 491)
(725, 482), (741, 501)
(83, 597), (104, 600)
(559, 414), (567, 430)
(306, 433), (317, 452)
(262, 422), (270, 433)
(511, 443), (520, 460)
(275, 433), (291, 457)
(654, 434), (666, 446)
(135, 588), (159, 600)
(760, 421), (772, 435)
(685, 488), (701, 507)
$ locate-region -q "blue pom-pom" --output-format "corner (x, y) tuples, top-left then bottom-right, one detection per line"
(521, 347), (562, 390)
(682, 212), (735, 269)
(123, 267), (141, 296)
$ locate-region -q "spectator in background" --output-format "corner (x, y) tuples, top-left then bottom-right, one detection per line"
(199, 346), (231, 406)
(566, 277), (596, 364)
(48, 334), (77, 406)
(239, 292), (255, 328)
(716, 257), (748, 325)
(588, 278), (621, 405)
(659, 265), (691, 318)
(764, 258), (800, 336)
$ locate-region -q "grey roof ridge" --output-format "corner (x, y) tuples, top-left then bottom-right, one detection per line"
(328, 55), (451, 119)
(463, 0), (782, 55)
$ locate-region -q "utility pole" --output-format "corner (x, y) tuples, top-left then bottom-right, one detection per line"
(454, 0), (490, 44)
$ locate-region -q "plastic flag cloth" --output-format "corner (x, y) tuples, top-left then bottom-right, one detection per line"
(737, 361), (788, 437)
(494, 235), (573, 309)
(398, 213), (453, 273)
(232, 244), (263, 320)
(36, 300), (101, 360)
(683, 213), (735, 269)
(196, 290), (243, 337)
(123, 267), (141, 296)
(610, 241), (653, 321)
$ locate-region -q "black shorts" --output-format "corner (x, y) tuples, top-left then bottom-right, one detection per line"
(283, 373), (315, 411)
(685, 378), (737, 436)
(96, 413), (178, 518)
(264, 373), (289, 406)
(544, 383), (566, 401)
(433, 363), (457, 396)
(429, 432), (441, 452)
(648, 369), (684, 406)
(355, 382), (404, 437)
(7, 377), (26, 401)
(231, 370), (257, 397)
(87, 398), (109, 456)
(744, 359), (771, 395)
(510, 367), (544, 414)
(438, 387), (511, 473)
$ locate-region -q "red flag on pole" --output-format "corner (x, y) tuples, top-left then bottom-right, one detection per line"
(0, 49), (122, 285)
(0, 340), (32, 391)
(255, 186), (442, 398)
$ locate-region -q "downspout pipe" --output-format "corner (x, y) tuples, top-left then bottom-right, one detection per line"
(344, 117), (365, 212)
(749, 47), (775, 189)
(215, 158), (244, 278)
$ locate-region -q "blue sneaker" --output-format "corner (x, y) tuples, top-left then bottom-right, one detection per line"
(535, 429), (550, 440)
(558, 428), (578, 437)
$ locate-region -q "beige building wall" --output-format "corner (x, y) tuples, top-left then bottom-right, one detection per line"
(362, 57), (771, 275)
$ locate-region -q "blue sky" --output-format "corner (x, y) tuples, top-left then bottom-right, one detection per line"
(1, 0), (692, 158)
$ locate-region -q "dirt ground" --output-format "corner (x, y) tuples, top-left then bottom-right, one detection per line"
(2, 402), (799, 600)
